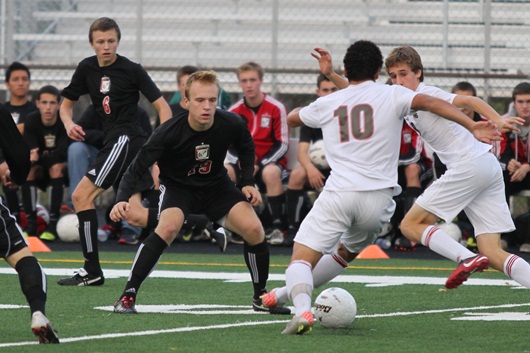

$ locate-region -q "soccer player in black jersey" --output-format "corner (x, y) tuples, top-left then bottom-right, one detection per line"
(0, 105), (59, 344)
(22, 85), (68, 242)
(109, 70), (289, 315)
(57, 17), (172, 286)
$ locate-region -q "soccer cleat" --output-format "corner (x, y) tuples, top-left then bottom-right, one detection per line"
(207, 228), (227, 252)
(445, 255), (489, 289)
(394, 236), (417, 251)
(57, 268), (105, 286)
(261, 288), (287, 309)
(282, 311), (314, 335)
(31, 311), (60, 344)
(39, 230), (56, 242)
(253, 295), (291, 315)
(266, 229), (284, 246)
(118, 229), (139, 245)
(114, 295), (138, 314)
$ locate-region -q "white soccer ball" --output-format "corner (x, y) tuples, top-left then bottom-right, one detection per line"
(437, 222), (462, 243)
(56, 214), (80, 242)
(308, 139), (329, 170)
(313, 287), (357, 328)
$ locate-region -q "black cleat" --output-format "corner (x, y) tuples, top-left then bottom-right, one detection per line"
(253, 297), (291, 315)
(57, 268), (105, 286)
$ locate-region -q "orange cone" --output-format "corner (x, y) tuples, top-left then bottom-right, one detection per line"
(26, 236), (51, 253)
(356, 244), (389, 259)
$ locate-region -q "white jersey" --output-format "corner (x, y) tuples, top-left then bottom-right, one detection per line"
(406, 83), (491, 168)
(299, 81), (417, 194)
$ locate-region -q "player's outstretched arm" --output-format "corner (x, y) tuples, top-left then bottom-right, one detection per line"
(110, 201), (130, 222)
(453, 95), (523, 133)
(412, 93), (501, 144)
(287, 107), (304, 127)
(311, 48), (349, 89)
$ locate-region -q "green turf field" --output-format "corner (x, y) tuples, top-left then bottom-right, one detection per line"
(0, 250), (528, 353)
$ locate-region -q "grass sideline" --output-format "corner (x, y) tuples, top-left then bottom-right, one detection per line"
(0, 251), (528, 353)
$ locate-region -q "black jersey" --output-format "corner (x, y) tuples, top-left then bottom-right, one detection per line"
(116, 109), (255, 203)
(24, 111), (68, 167)
(299, 125), (323, 144)
(4, 101), (38, 125)
(61, 54), (162, 144)
(0, 105), (30, 184)
(75, 104), (153, 149)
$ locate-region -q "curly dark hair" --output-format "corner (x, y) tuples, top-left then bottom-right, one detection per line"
(343, 40), (382, 82)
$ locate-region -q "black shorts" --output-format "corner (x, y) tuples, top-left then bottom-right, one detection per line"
(0, 199), (27, 258)
(87, 135), (153, 192)
(158, 179), (248, 222)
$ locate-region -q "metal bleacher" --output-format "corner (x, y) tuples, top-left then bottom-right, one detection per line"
(9, 0), (530, 95)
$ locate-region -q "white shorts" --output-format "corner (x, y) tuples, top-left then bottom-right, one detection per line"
(294, 188), (395, 254)
(415, 153), (514, 236)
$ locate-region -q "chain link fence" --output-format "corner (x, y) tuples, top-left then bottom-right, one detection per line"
(2, 0), (529, 112)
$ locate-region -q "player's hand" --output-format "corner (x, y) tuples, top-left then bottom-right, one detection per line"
(29, 148), (39, 163)
(496, 116), (524, 133)
(510, 163), (529, 182)
(242, 185), (262, 207)
(507, 159), (521, 174)
(306, 164), (326, 190)
(66, 122), (85, 141)
(311, 47), (334, 76)
(0, 165), (15, 189)
(110, 201), (130, 222)
(471, 120), (502, 144)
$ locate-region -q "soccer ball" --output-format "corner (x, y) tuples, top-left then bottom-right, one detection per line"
(309, 139), (329, 170)
(56, 214), (80, 242)
(313, 287), (357, 328)
(437, 222), (462, 243)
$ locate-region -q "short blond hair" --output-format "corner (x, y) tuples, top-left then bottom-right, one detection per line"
(184, 70), (220, 99)
(236, 61), (264, 81)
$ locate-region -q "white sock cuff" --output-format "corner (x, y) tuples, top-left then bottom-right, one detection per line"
(421, 225), (439, 248)
(331, 253), (349, 268)
(504, 254), (521, 278)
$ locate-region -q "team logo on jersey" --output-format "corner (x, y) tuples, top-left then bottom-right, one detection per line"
(403, 131), (412, 144)
(195, 144), (210, 161)
(260, 115), (271, 128)
(44, 134), (56, 149)
(100, 76), (111, 94)
(11, 112), (19, 124)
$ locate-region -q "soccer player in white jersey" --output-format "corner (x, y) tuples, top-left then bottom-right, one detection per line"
(384, 46), (530, 290)
(276, 40), (502, 335)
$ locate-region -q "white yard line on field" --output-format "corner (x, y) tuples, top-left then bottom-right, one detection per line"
(2, 303), (530, 348)
(0, 267), (522, 288)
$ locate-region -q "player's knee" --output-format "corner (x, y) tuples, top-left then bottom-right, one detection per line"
(240, 222), (265, 245)
(261, 164), (281, 183)
(68, 141), (89, 157)
(287, 167), (307, 189)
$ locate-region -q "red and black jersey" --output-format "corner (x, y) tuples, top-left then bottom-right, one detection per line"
(116, 110), (255, 203)
(399, 122), (432, 168)
(229, 94), (288, 168)
(497, 128), (530, 170)
(61, 54), (162, 144)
